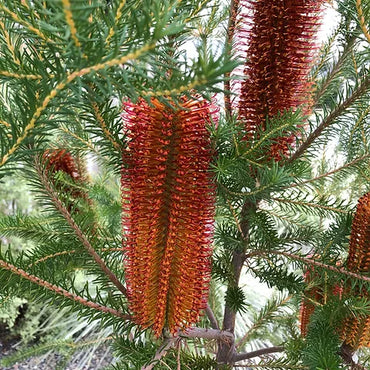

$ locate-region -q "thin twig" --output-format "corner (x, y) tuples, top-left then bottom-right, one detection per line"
(356, 0), (370, 43)
(205, 303), (220, 330)
(289, 75), (370, 163)
(142, 337), (179, 370)
(0, 258), (129, 319)
(224, 0), (241, 117)
(313, 36), (356, 103)
(246, 250), (370, 283)
(0, 42), (155, 167)
(270, 197), (348, 214)
(283, 153), (370, 190)
(236, 296), (291, 350)
(233, 346), (285, 362)
(35, 159), (127, 297)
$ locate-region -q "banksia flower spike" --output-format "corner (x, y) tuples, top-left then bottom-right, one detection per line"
(236, 0), (323, 161)
(121, 97), (217, 336)
(340, 192), (370, 349)
(346, 192), (370, 273)
(300, 269), (323, 337)
(300, 263), (343, 337)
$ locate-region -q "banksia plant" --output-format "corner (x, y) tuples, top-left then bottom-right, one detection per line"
(121, 97), (217, 336)
(236, 0), (323, 161)
(1, 0), (370, 368)
(340, 192), (370, 349)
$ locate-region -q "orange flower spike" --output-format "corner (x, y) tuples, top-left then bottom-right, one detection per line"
(340, 192), (370, 349)
(122, 97), (217, 336)
(347, 192), (370, 273)
(300, 268), (324, 337)
(237, 0), (323, 161)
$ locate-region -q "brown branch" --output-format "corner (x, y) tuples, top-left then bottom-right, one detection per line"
(283, 153), (370, 190)
(181, 327), (234, 342)
(205, 303), (220, 330)
(142, 327), (236, 369)
(233, 346), (285, 363)
(34, 159), (127, 297)
(340, 343), (367, 370)
(0, 258), (129, 319)
(233, 364), (306, 369)
(224, 0), (241, 117)
(142, 337), (179, 370)
(289, 75), (370, 163)
(248, 250), (370, 283)
(216, 201), (254, 365)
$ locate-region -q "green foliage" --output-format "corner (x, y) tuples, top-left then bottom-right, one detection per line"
(302, 303), (344, 370)
(225, 286), (248, 313)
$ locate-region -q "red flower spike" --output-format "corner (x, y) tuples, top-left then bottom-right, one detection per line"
(340, 192), (370, 349)
(121, 97), (217, 336)
(236, 0), (323, 161)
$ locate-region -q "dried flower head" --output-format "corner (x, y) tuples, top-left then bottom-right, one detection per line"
(121, 97), (217, 336)
(236, 0), (323, 160)
(42, 149), (88, 207)
(43, 149), (82, 181)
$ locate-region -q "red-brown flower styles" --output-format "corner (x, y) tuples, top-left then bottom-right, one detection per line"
(237, 0), (323, 161)
(341, 192), (370, 348)
(43, 149), (82, 181)
(121, 97), (217, 336)
(43, 149), (88, 209)
(346, 192), (370, 273)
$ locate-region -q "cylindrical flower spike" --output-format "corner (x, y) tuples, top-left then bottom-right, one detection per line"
(300, 261), (343, 337)
(341, 192), (370, 349)
(346, 192), (370, 273)
(300, 269), (323, 337)
(121, 97), (217, 336)
(236, 0), (323, 161)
